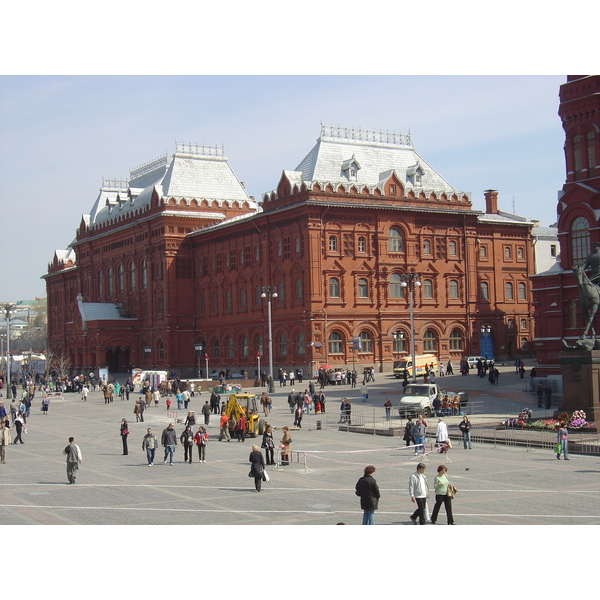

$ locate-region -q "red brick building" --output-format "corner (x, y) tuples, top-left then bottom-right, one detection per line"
(532, 76), (600, 372)
(46, 127), (535, 378)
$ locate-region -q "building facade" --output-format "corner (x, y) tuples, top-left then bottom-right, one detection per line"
(46, 127), (535, 378)
(532, 75), (600, 372)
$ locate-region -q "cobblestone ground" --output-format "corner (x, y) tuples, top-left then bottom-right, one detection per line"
(5, 365), (594, 594)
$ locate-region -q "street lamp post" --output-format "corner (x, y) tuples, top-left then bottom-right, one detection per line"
(2, 303), (15, 400)
(400, 273), (421, 383)
(194, 343), (203, 379)
(261, 286), (278, 393)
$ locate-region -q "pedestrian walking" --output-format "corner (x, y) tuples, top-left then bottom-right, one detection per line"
(261, 424), (275, 465)
(134, 400), (142, 422)
(161, 423), (178, 465)
(120, 418), (130, 455)
(219, 412), (231, 441)
(556, 423), (569, 460)
(280, 426), (291, 465)
(64, 437), (82, 484)
(201, 401), (211, 425)
(403, 417), (414, 447)
(355, 465), (380, 525)
(260, 391), (270, 417)
(185, 410), (196, 429)
(430, 464), (455, 525)
(41, 394), (50, 415)
(411, 419), (426, 455)
(384, 398), (392, 420)
(249, 445), (266, 492)
(235, 414), (246, 442)
(180, 425), (194, 463)
(81, 384), (89, 402)
(459, 415), (472, 449)
(142, 427), (158, 466)
(13, 414), (25, 444)
(294, 405), (303, 428)
(408, 462), (429, 525)
(194, 426), (208, 462)
(0, 420), (11, 463)
(360, 383), (368, 402)
(435, 417), (449, 447)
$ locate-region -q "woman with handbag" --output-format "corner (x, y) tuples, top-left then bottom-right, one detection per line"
(194, 426), (208, 462)
(430, 464), (455, 525)
(261, 424), (275, 465)
(249, 445), (266, 492)
(120, 418), (130, 455)
(280, 426), (291, 465)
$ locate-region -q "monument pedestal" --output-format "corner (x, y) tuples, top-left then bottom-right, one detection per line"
(559, 349), (600, 425)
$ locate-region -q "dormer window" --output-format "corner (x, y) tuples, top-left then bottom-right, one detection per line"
(341, 155), (361, 181)
(407, 164), (425, 187)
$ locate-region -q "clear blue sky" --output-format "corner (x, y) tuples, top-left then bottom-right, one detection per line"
(0, 75), (567, 300)
(0, 3), (595, 301)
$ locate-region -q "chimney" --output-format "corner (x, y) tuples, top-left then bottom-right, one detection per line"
(484, 189), (498, 214)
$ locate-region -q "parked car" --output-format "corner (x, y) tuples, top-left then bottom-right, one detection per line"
(466, 356), (494, 369)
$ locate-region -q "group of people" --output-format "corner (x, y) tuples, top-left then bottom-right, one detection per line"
(277, 368), (304, 387)
(355, 462), (456, 525)
(403, 415), (474, 452)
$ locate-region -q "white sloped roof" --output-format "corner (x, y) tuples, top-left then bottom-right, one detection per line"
(86, 144), (257, 228)
(292, 125), (463, 196)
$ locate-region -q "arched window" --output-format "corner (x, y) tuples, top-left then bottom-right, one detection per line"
(588, 131), (596, 175)
(141, 259), (148, 289)
(357, 278), (369, 298)
(388, 227), (403, 252)
(296, 333), (305, 355)
(480, 281), (489, 301)
(358, 236), (367, 253)
(278, 334), (287, 356)
(422, 278), (433, 299)
(129, 263), (136, 291)
(212, 339), (220, 359)
(449, 329), (463, 351)
(225, 289), (232, 309)
(255, 285), (262, 306)
(226, 337), (234, 359)
(241, 337), (249, 358)
(256, 335), (264, 356)
(328, 331), (343, 354)
(479, 245), (487, 259)
(107, 267), (113, 296)
(423, 330), (437, 353)
(329, 277), (340, 298)
(212, 291), (218, 312)
(574, 134), (582, 176)
(158, 341), (164, 360)
(389, 273), (404, 299)
(423, 239), (431, 255)
(518, 282), (527, 300)
(97, 270), (103, 298)
(520, 337), (529, 351)
(449, 280), (459, 299)
(329, 235), (338, 252)
(359, 331), (372, 353)
(277, 281), (285, 303)
(118, 264), (125, 294)
(295, 278), (303, 299)
(240, 288), (246, 307)
(571, 216), (590, 264)
(393, 331), (407, 353)
(505, 281), (514, 300)
(448, 240), (457, 256)
(295, 237), (301, 253)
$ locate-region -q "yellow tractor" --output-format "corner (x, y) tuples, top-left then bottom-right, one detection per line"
(225, 393), (264, 438)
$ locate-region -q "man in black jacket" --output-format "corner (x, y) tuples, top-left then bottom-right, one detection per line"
(355, 465), (380, 525)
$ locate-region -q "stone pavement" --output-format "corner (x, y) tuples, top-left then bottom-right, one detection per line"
(1, 365), (599, 526)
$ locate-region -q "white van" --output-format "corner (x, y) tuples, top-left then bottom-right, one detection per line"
(393, 354), (439, 379)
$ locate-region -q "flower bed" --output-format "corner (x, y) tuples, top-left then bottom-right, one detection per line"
(496, 409), (593, 431)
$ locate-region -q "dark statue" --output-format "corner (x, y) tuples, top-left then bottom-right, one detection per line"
(562, 242), (600, 351)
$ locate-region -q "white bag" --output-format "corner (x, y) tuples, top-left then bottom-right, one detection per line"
(263, 470), (270, 483)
